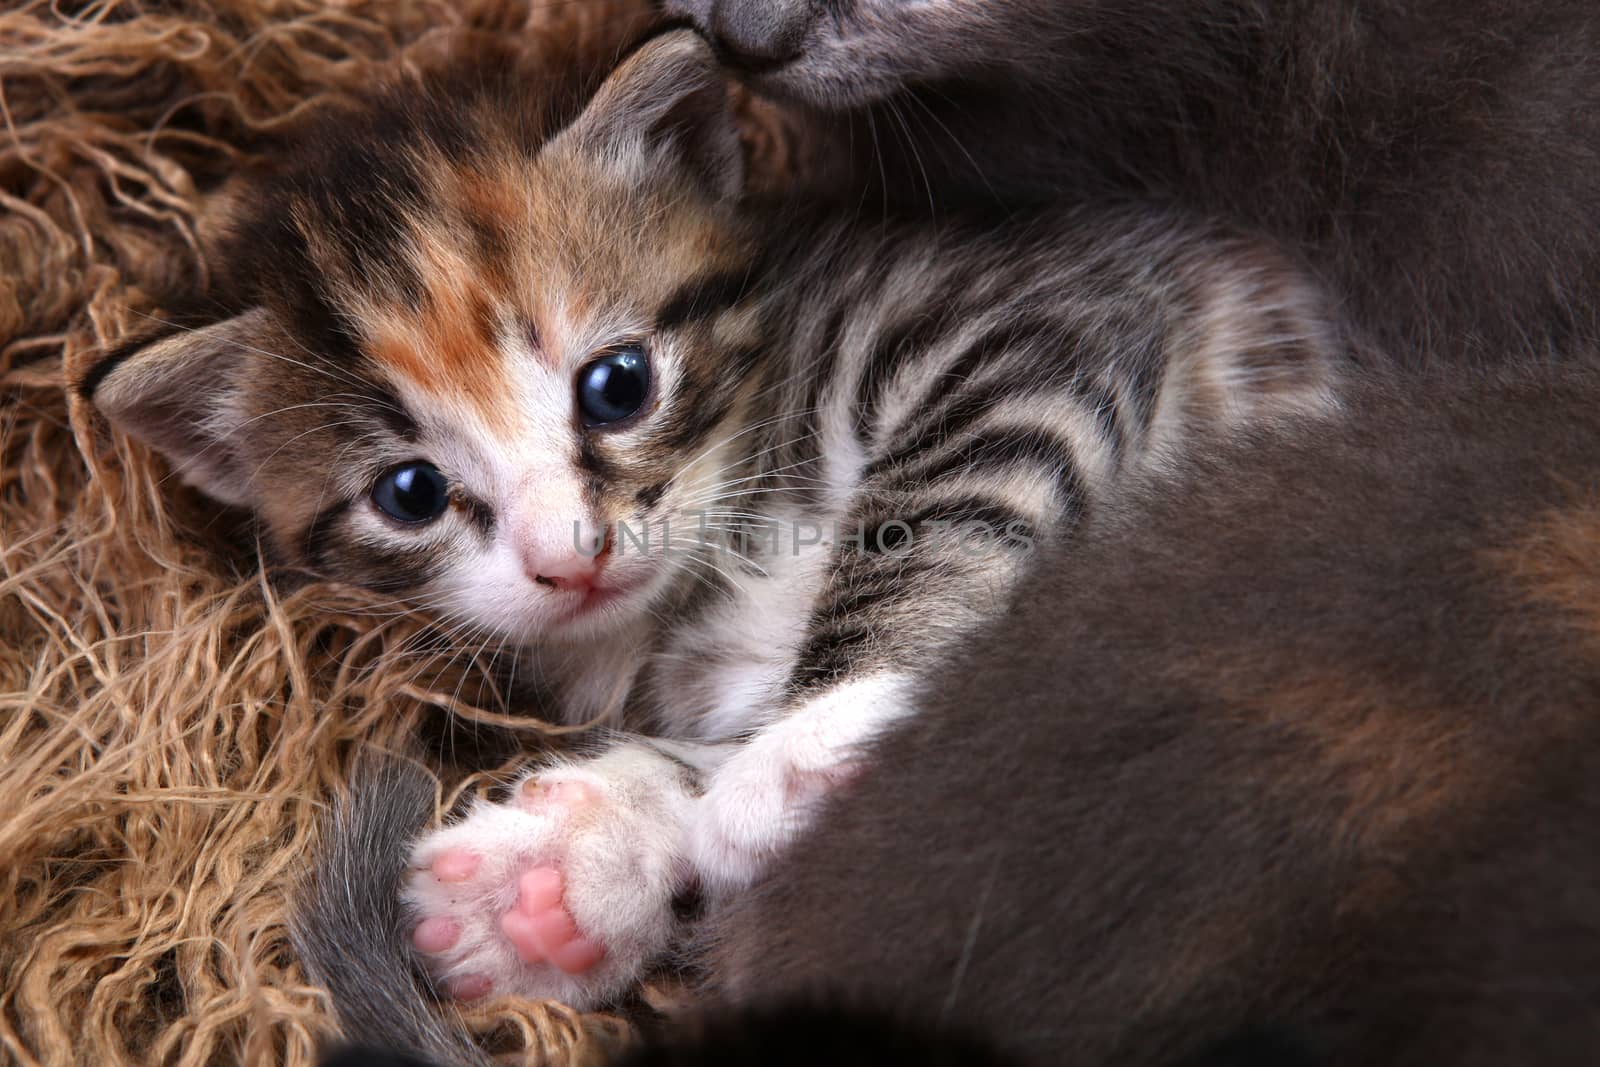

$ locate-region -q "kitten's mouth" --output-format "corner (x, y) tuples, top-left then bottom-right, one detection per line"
(556, 580), (637, 622)
(711, 42), (797, 80)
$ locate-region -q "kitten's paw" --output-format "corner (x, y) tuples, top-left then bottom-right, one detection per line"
(690, 675), (912, 892)
(402, 746), (694, 1009)
(689, 738), (847, 892)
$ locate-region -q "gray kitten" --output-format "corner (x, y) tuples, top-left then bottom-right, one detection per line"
(691, 363), (1600, 1065)
(664, 0), (1600, 365)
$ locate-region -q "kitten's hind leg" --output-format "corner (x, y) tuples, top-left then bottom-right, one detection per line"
(402, 743), (699, 1009)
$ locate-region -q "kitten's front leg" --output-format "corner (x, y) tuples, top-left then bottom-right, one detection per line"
(689, 516), (1039, 893)
(402, 742), (703, 1008)
(690, 672), (915, 892)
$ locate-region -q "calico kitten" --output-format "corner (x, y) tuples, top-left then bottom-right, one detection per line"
(310, 365), (1600, 1067)
(663, 0), (1600, 365)
(82, 30), (1335, 1025)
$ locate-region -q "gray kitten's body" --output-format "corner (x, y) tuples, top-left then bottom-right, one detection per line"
(691, 364), (1600, 1066)
(669, 0), (1600, 365)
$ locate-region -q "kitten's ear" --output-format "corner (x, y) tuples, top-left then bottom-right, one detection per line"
(555, 29), (744, 199)
(80, 308), (274, 507)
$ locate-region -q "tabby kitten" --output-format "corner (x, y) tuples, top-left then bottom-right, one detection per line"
(665, 0), (1600, 365)
(83, 31), (1335, 1019)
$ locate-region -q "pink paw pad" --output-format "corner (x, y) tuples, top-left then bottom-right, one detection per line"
(430, 848), (481, 883)
(412, 916), (462, 954)
(498, 867), (605, 975)
(446, 973), (493, 1001)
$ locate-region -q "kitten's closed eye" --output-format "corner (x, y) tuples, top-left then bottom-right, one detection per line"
(372, 463), (450, 525)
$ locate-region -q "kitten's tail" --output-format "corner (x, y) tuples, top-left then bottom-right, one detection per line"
(291, 757), (490, 1067)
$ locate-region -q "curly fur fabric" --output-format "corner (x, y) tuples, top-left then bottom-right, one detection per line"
(0, 2), (794, 1064)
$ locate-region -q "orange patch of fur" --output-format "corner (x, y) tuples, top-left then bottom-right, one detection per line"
(1222, 672), (1489, 860)
(460, 170), (523, 238)
(1232, 674), (1500, 918)
(1494, 495), (1600, 655)
(369, 234), (521, 436)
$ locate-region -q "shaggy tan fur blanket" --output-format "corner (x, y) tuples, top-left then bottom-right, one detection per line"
(0, 2), (811, 1063)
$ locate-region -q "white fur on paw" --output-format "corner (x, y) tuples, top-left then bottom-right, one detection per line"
(402, 745), (695, 1009)
(689, 674), (913, 893)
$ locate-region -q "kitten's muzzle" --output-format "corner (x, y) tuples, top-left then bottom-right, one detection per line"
(698, 0), (817, 74)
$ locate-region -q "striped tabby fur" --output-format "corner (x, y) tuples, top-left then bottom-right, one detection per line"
(83, 30), (1337, 1050)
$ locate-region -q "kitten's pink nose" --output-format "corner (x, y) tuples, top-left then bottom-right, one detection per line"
(525, 529), (610, 593)
(530, 556), (601, 592)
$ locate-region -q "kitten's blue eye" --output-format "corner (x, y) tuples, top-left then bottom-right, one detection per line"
(372, 462), (449, 524)
(576, 345), (651, 428)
